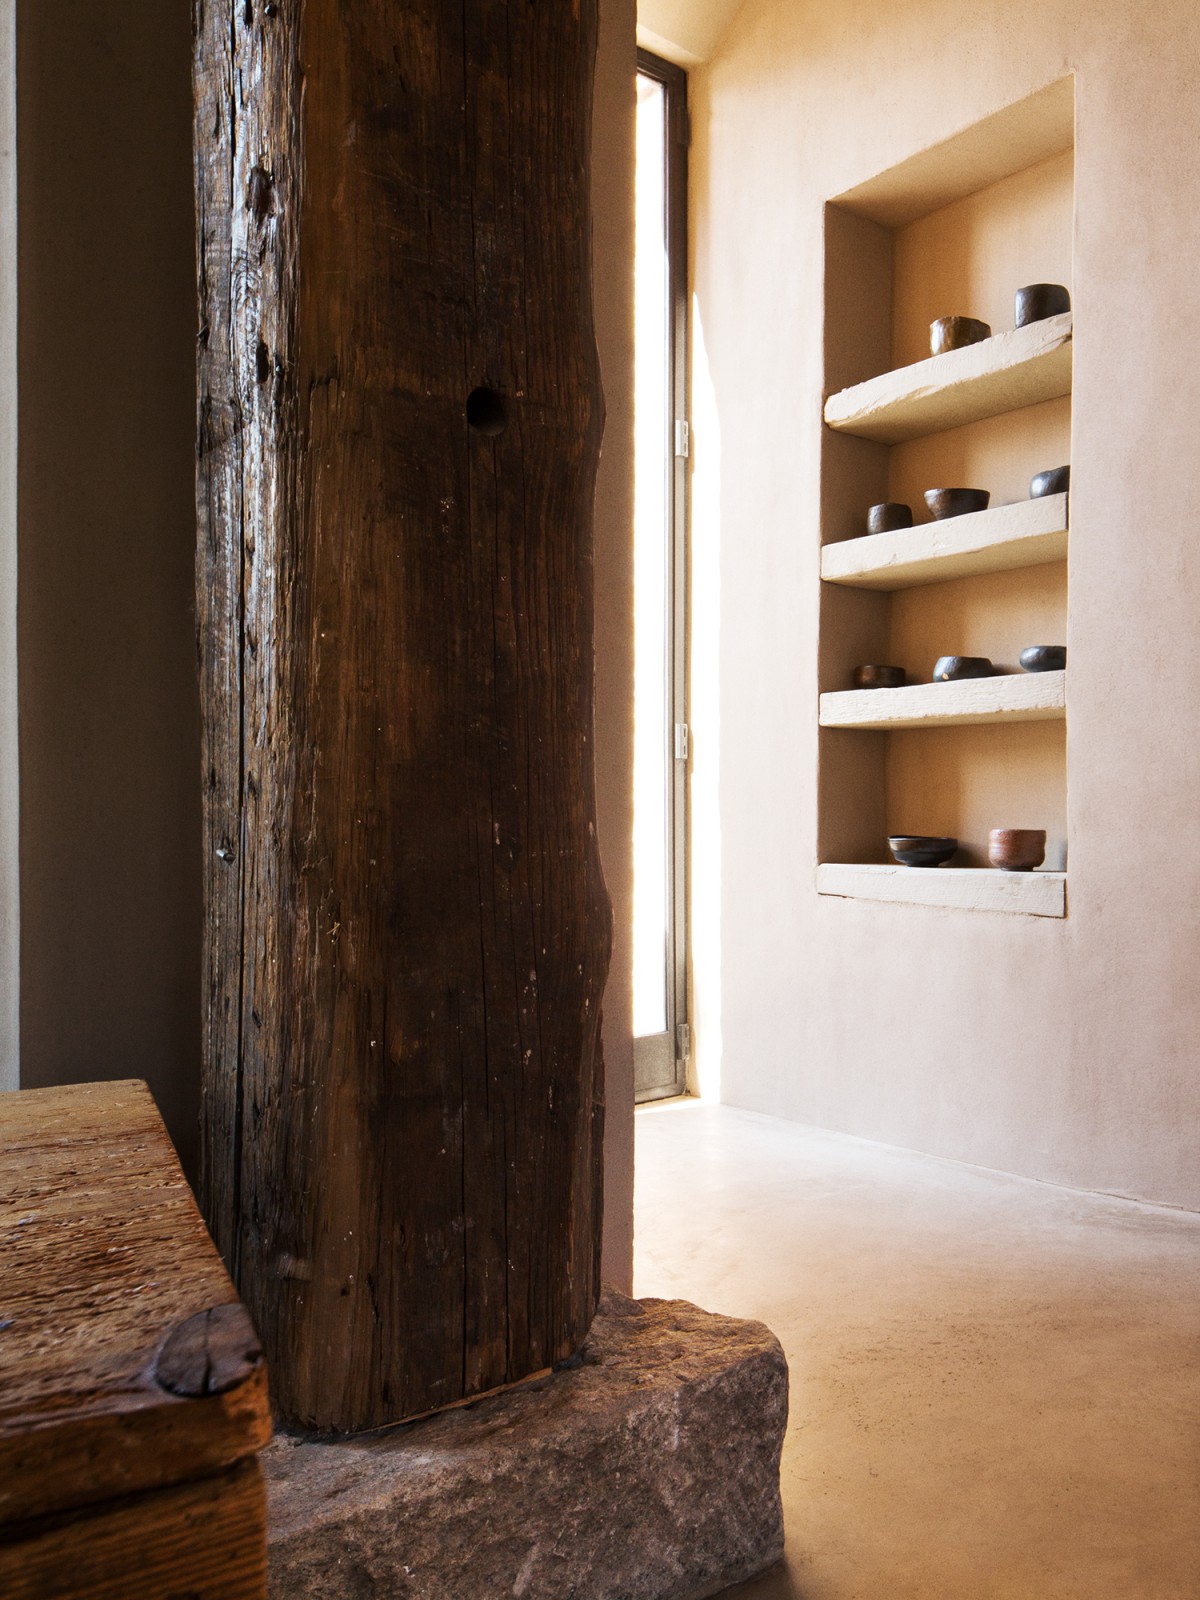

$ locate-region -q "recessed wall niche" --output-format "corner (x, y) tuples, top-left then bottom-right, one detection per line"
(817, 77), (1074, 915)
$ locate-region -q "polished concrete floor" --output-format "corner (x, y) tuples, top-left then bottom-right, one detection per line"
(633, 1100), (1200, 1600)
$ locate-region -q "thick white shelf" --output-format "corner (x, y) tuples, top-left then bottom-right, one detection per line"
(821, 493), (1067, 591)
(824, 312), (1072, 444)
(817, 863), (1067, 918)
(820, 669), (1065, 730)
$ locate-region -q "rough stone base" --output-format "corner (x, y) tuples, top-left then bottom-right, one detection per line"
(265, 1291), (788, 1600)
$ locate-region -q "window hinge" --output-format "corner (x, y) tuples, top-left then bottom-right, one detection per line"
(676, 1022), (691, 1062)
(674, 419), (690, 459)
(674, 722), (689, 761)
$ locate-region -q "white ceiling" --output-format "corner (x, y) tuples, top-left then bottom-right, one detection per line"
(637, 0), (747, 66)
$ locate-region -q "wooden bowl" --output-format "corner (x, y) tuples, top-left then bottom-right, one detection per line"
(930, 316), (991, 355)
(988, 828), (1046, 872)
(924, 487), (990, 520)
(932, 655), (993, 682)
(1030, 464), (1070, 498)
(866, 502), (913, 534)
(888, 835), (958, 868)
(1014, 283), (1071, 327)
(853, 665), (906, 689)
(1019, 645), (1066, 673)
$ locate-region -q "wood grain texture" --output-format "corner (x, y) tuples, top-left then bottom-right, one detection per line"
(0, 1458), (266, 1600)
(0, 1081), (271, 1526)
(195, 2), (610, 1432)
(156, 1303), (264, 1399)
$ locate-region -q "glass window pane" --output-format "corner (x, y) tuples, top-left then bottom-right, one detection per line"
(633, 73), (670, 1040)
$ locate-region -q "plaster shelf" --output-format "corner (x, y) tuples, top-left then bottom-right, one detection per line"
(819, 669), (1065, 729)
(817, 863), (1067, 918)
(823, 312), (1072, 443)
(821, 493), (1067, 590)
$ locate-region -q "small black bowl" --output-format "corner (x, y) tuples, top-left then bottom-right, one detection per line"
(1030, 465), (1070, 499)
(1019, 645), (1066, 673)
(888, 835), (958, 868)
(866, 502), (913, 535)
(1014, 283), (1071, 328)
(933, 655), (993, 682)
(924, 487), (990, 520)
(853, 664), (906, 690)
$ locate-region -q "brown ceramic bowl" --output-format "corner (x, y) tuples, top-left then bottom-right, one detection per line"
(932, 655), (993, 682)
(853, 664), (906, 690)
(924, 487), (990, 520)
(1014, 283), (1071, 328)
(1030, 464), (1070, 498)
(988, 828), (1046, 872)
(930, 316), (992, 355)
(866, 502), (913, 534)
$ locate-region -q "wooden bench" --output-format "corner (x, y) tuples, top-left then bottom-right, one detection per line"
(0, 1080), (271, 1599)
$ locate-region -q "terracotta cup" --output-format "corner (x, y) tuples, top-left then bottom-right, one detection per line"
(988, 828), (1046, 872)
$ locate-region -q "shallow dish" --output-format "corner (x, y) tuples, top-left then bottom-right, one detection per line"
(924, 487), (990, 520)
(988, 828), (1046, 872)
(1030, 464), (1070, 499)
(853, 664), (906, 690)
(932, 655), (993, 682)
(930, 316), (991, 355)
(866, 502), (913, 534)
(1019, 645), (1066, 673)
(888, 835), (958, 868)
(1014, 283), (1070, 327)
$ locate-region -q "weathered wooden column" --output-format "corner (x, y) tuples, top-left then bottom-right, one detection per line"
(194, 1), (610, 1433)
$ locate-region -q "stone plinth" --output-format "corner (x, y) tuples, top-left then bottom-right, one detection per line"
(265, 1292), (788, 1600)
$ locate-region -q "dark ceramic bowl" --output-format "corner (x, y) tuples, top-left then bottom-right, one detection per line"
(988, 828), (1046, 872)
(853, 664), (906, 690)
(866, 502), (913, 534)
(924, 487), (990, 520)
(930, 316), (991, 355)
(1019, 645), (1066, 673)
(1014, 283), (1071, 328)
(1030, 464), (1070, 498)
(888, 835), (958, 868)
(932, 655), (993, 682)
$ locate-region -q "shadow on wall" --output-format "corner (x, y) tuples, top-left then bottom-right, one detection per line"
(17, 2), (200, 1174)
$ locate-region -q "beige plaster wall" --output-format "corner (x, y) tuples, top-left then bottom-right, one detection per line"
(690, 0), (1200, 1207)
(637, 0), (747, 67)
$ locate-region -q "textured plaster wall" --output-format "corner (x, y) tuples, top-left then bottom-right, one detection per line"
(12, 1), (638, 1275)
(690, 0), (1200, 1207)
(637, 0), (747, 67)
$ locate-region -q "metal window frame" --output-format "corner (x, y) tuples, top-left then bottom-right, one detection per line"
(634, 50), (690, 1103)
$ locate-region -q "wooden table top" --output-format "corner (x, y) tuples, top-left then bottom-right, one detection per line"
(0, 1079), (271, 1525)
